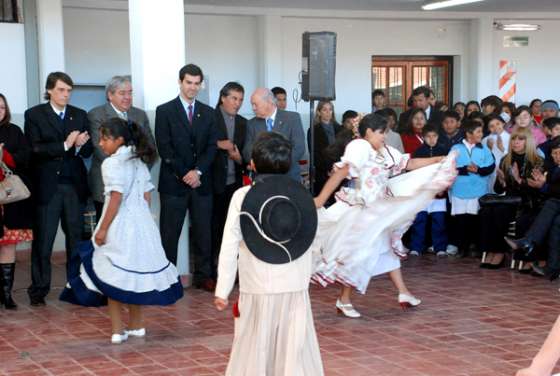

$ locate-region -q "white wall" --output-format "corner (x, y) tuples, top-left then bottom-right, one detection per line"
(280, 17), (470, 114)
(186, 14), (259, 116)
(61, 4), (560, 115)
(492, 20), (560, 105)
(63, 7), (130, 85)
(63, 7), (259, 116)
(0, 23), (27, 125)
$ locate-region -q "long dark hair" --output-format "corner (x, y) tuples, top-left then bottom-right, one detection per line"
(323, 128), (355, 165)
(99, 118), (157, 165)
(405, 108), (426, 135)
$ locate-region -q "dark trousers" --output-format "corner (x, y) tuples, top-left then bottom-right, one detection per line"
(211, 183), (240, 279)
(94, 200), (104, 224)
(28, 184), (84, 299)
(451, 214), (480, 252)
(160, 190), (213, 282)
(526, 198), (560, 270)
(479, 204), (518, 253)
(409, 211), (447, 253)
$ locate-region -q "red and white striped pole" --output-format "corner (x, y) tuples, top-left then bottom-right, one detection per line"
(499, 60), (516, 103)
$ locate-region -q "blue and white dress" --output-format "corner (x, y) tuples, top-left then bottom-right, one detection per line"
(60, 146), (183, 306)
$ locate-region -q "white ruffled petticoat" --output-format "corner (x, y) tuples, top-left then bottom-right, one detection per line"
(312, 139), (457, 294)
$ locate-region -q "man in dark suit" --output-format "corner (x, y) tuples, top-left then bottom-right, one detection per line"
(87, 75), (155, 221)
(24, 72), (93, 306)
(398, 86), (444, 132)
(210, 82), (247, 279)
(243, 88), (305, 182)
(155, 64), (219, 291)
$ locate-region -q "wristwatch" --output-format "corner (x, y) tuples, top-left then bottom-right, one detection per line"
(195, 169), (202, 176)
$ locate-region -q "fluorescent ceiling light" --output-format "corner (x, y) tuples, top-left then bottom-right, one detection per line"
(422, 0), (484, 11)
(494, 22), (541, 31)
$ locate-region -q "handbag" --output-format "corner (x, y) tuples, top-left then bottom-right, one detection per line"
(0, 162), (30, 205)
(478, 193), (522, 207)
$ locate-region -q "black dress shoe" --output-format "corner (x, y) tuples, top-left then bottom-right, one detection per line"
(29, 296), (46, 307)
(193, 278), (216, 292)
(487, 258), (506, 270)
(479, 262), (491, 269)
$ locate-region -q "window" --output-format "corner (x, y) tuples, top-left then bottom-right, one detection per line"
(1, 0), (22, 23)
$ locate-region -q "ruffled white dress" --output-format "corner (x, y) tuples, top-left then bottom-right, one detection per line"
(61, 146), (183, 306)
(312, 139), (456, 294)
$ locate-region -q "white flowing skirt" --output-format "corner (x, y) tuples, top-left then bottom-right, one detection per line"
(312, 154), (457, 294)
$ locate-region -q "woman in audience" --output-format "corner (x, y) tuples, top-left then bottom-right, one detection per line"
(480, 127), (543, 269)
(400, 108), (426, 154)
(530, 98), (543, 125)
(465, 100), (481, 117)
(0, 93), (33, 310)
(502, 101), (516, 125)
(307, 100), (342, 195)
(453, 102), (466, 121)
(511, 105), (547, 145)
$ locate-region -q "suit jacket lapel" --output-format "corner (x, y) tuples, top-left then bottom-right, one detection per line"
(274, 110), (284, 132)
(43, 104), (65, 137)
(173, 97), (192, 135)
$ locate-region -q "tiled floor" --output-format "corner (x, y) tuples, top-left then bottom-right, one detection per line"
(1, 254), (560, 376)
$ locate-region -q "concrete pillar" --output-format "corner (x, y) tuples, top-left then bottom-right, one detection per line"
(470, 16), (494, 100)
(128, 0), (191, 278)
(36, 0), (65, 87)
(258, 15), (283, 88)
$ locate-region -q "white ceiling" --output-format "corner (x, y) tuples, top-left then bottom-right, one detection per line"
(185, 0), (560, 12)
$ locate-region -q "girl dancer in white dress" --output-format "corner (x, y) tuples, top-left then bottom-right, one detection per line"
(61, 118), (183, 343)
(312, 113), (456, 317)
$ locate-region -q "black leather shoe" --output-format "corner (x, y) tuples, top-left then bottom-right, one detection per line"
(29, 296), (46, 307)
(504, 237), (535, 257)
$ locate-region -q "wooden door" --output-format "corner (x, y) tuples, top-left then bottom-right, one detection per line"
(372, 56), (452, 114)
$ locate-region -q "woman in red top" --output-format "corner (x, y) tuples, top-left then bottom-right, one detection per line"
(400, 108), (427, 154)
(530, 98), (543, 125)
(0, 94), (33, 310)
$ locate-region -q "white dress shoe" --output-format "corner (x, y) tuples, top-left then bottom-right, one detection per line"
(111, 332), (128, 344)
(125, 328), (146, 337)
(336, 299), (361, 318)
(398, 293), (421, 310)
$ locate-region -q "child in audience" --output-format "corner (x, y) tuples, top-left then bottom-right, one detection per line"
(409, 125), (449, 257)
(401, 108), (426, 154)
(511, 105), (547, 145)
(539, 117), (560, 171)
(449, 119), (495, 256)
(439, 110), (464, 153)
(375, 107), (404, 153)
(482, 114), (510, 192)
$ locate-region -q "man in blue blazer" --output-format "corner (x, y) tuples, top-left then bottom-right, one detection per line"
(242, 88), (305, 182)
(155, 64), (219, 291)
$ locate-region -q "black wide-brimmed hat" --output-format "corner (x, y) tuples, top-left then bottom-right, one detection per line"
(240, 175), (318, 264)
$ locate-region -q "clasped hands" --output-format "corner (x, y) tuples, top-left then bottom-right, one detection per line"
(65, 130), (90, 149)
(182, 170), (201, 188)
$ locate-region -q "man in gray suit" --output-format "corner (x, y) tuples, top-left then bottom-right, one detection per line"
(243, 88), (305, 181)
(87, 75), (155, 220)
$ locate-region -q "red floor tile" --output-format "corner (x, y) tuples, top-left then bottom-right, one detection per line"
(2, 255), (560, 375)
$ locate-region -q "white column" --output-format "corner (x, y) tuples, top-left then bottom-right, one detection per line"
(258, 15), (283, 88)
(128, 0), (191, 278)
(470, 16), (494, 100)
(36, 0), (65, 86)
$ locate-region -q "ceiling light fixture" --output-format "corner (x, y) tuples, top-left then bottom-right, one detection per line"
(494, 22), (541, 31)
(422, 0), (485, 11)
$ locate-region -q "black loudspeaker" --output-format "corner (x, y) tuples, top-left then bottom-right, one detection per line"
(302, 31), (336, 101)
